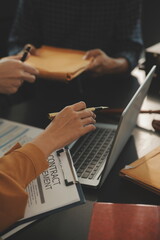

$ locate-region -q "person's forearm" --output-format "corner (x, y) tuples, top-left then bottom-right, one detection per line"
(31, 131), (57, 159)
(0, 143), (48, 232)
(3, 143), (48, 185)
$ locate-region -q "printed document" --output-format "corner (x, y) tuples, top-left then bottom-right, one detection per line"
(0, 119), (84, 239)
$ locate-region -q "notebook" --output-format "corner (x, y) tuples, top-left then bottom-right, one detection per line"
(87, 202), (160, 240)
(70, 66), (156, 188)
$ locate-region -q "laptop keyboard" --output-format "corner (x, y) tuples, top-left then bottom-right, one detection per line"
(70, 127), (116, 180)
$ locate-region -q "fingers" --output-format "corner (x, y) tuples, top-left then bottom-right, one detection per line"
(86, 58), (98, 71)
(19, 62), (39, 83)
(6, 80), (23, 94)
(55, 101), (96, 130)
(71, 101), (86, 111)
(82, 123), (96, 135)
(80, 110), (96, 135)
(10, 87), (20, 94)
(5, 86), (20, 95)
(84, 50), (103, 72)
(81, 115), (96, 126)
(12, 79), (23, 88)
(23, 62), (39, 75)
(64, 101), (96, 119)
(65, 102), (96, 120)
(71, 102), (96, 130)
(78, 108), (96, 120)
(21, 71), (37, 83)
(84, 49), (102, 60)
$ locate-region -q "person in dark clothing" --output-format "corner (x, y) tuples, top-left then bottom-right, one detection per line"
(8, 0), (143, 128)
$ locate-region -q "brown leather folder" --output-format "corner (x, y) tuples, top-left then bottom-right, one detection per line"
(26, 45), (91, 82)
(88, 202), (160, 240)
(120, 145), (160, 195)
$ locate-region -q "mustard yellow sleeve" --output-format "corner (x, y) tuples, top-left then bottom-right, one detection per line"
(0, 143), (49, 232)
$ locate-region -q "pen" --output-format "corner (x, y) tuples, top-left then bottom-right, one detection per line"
(20, 45), (31, 62)
(48, 106), (108, 120)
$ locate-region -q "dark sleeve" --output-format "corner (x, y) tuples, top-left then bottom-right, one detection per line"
(8, 0), (42, 55)
(111, 0), (143, 71)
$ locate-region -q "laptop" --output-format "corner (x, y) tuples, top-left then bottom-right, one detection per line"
(70, 66), (156, 188)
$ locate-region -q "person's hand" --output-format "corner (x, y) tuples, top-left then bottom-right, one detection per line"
(32, 101), (96, 158)
(84, 49), (129, 77)
(0, 55), (39, 94)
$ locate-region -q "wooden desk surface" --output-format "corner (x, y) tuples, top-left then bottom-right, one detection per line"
(7, 122), (160, 240)
(5, 69), (160, 240)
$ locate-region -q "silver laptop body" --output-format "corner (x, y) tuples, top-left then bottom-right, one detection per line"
(70, 66), (156, 188)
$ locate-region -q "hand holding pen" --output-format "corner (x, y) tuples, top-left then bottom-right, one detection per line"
(0, 48), (38, 94)
(18, 44), (39, 86)
(48, 106), (108, 120)
(33, 102), (97, 157)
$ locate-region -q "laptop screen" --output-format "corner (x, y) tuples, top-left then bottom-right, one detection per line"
(99, 65), (156, 187)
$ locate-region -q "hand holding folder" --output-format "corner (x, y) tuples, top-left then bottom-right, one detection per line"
(25, 45), (92, 82)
